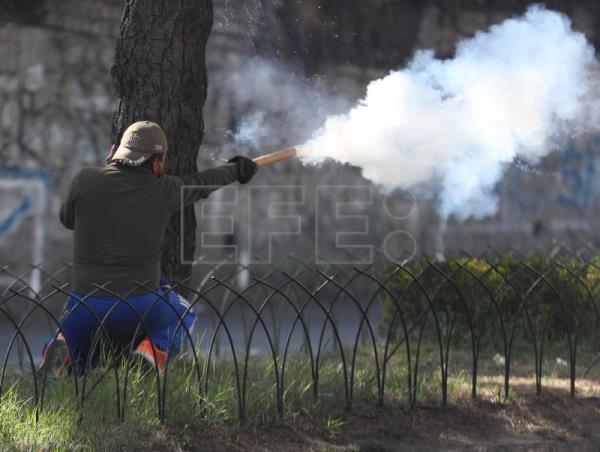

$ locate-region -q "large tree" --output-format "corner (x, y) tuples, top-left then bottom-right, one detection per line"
(111, 0), (213, 281)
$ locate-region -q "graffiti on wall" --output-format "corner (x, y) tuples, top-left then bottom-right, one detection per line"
(0, 167), (51, 292)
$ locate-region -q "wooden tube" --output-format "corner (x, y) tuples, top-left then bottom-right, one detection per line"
(253, 146), (308, 168)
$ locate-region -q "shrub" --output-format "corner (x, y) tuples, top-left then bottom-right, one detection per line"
(380, 253), (600, 352)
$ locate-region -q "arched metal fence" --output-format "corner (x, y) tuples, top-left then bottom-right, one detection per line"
(1, 244), (600, 425)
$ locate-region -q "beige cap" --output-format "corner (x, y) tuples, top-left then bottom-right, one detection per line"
(112, 121), (168, 166)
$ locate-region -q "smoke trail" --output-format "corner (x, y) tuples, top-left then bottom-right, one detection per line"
(205, 57), (350, 157)
(304, 6), (600, 219)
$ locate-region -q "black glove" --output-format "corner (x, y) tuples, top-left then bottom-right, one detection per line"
(228, 156), (258, 184)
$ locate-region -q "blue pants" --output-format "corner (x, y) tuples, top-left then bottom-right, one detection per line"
(47, 286), (197, 372)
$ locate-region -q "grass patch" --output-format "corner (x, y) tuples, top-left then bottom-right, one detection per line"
(1, 343), (599, 451)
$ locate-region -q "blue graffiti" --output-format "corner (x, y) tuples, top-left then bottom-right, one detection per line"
(0, 166), (52, 240)
(0, 195), (32, 237)
(553, 139), (600, 211)
(502, 137), (600, 214)
(0, 166), (53, 185)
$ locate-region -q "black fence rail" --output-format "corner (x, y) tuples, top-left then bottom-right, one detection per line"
(1, 245), (600, 424)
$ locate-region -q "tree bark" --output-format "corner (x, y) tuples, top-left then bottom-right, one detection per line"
(111, 0), (213, 282)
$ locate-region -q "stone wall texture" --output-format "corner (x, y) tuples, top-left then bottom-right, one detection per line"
(1, 0), (600, 271)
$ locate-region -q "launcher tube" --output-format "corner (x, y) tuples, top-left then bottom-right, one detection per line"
(253, 146), (308, 167)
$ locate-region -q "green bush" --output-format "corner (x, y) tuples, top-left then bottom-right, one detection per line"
(380, 254), (600, 351)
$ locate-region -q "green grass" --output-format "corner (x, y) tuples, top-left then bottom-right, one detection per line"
(0, 351), (357, 451)
(1, 342), (599, 451)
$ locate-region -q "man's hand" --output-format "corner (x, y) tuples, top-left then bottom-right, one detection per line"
(227, 156), (258, 184)
(105, 144), (117, 165)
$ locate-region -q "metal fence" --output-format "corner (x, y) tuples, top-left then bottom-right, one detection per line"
(1, 245), (600, 424)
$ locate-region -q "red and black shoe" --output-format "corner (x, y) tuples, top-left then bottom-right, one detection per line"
(38, 333), (71, 378)
(133, 337), (168, 374)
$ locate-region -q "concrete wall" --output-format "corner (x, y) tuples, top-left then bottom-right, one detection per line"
(1, 0), (599, 272)
(0, 0), (121, 269)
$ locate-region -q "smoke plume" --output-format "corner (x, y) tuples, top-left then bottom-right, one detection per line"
(304, 6), (600, 219)
(205, 58), (349, 157)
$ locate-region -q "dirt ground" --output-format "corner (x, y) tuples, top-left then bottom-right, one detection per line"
(152, 377), (600, 451)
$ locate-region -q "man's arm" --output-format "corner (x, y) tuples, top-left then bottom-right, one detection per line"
(178, 163), (239, 205)
(164, 157), (257, 211)
(59, 172), (81, 230)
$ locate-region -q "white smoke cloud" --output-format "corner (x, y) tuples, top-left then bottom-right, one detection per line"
(304, 6), (600, 219)
(205, 57), (350, 156)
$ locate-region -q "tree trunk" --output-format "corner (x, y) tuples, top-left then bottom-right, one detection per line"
(111, 0), (213, 282)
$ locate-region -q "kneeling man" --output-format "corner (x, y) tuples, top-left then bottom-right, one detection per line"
(40, 121), (257, 375)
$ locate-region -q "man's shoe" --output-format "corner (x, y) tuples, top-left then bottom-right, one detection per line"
(38, 334), (70, 378)
(133, 337), (168, 374)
